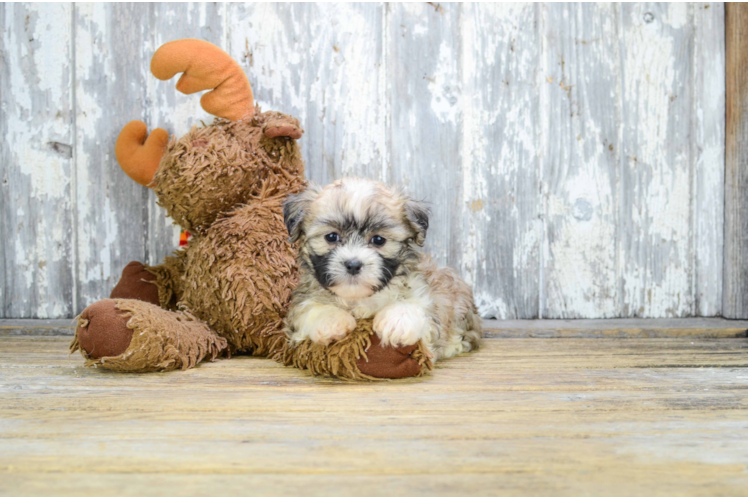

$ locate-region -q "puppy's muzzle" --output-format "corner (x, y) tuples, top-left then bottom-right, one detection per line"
(345, 259), (363, 276)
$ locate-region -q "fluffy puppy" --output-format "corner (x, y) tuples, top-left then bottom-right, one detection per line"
(282, 178), (481, 361)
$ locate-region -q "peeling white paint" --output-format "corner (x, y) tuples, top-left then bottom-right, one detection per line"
(0, 3), (728, 319)
(692, 2), (725, 316)
(428, 41), (460, 125)
(617, 3), (697, 317)
(2, 3), (74, 318)
(230, 4), (385, 184)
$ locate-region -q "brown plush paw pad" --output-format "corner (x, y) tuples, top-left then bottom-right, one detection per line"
(356, 334), (423, 379)
(110, 261), (160, 305)
(76, 299), (133, 358)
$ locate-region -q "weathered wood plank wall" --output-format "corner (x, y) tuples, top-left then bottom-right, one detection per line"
(724, 3), (748, 319)
(0, 3), (726, 319)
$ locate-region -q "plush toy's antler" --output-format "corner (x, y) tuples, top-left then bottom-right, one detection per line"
(115, 39), (254, 186)
(115, 121), (169, 186)
(151, 39), (254, 122)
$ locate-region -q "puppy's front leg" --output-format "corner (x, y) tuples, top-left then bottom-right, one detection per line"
(373, 303), (430, 348)
(290, 303), (357, 346)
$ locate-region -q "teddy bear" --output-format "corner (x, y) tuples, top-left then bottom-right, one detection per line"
(69, 39), (431, 380)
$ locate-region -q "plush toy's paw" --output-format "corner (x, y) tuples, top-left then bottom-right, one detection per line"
(298, 305), (357, 346)
(110, 261), (160, 306)
(373, 303), (428, 348)
(356, 334), (424, 379)
(75, 299), (134, 358)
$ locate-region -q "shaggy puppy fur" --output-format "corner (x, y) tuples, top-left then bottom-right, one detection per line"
(283, 178), (482, 361)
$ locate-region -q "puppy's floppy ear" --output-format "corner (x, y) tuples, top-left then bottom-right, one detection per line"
(283, 184), (320, 243)
(404, 198), (430, 246)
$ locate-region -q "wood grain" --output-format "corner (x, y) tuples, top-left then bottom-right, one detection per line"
(0, 3), (6, 328)
(228, 3), (386, 186)
(619, 4), (694, 317)
(724, 3), (748, 318)
(0, 3), (729, 319)
(482, 317), (748, 338)
(693, 3), (725, 316)
(1, 4), (75, 318)
(73, 3), (151, 310)
(460, 3), (542, 319)
(541, 3), (621, 318)
(1, 333), (747, 495)
(5, 316), (748, 339)
(387, 2), (463, 275)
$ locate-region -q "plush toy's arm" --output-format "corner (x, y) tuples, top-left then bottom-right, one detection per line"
(278, 318), (431, 380)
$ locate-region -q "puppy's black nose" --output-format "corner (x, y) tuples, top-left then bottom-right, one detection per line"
(345, 259), (363, 275)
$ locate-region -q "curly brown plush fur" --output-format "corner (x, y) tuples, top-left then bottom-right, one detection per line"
(70, 39), (431, 380)
(71, 112), (430, 380)
(148, 115), (305, 354)
(153, 114), (304, 232)
(279, 319), (433, 381)
(72, 299), (226, 373)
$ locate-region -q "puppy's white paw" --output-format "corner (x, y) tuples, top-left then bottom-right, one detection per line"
(373, 303), (428, 347)
(298, 305), (356, 346)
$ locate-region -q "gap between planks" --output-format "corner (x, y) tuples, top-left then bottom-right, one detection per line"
(1, 318), (747, 338)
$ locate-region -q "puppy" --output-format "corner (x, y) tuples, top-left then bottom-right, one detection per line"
(283, 178), (482, 361)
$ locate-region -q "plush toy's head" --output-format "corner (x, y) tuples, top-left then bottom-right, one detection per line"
(115, 39), (305, 232)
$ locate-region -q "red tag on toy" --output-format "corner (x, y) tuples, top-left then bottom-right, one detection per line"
(179, 230), (192, 247)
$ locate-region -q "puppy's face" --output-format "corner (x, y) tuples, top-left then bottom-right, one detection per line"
(284, 178), (429, 300)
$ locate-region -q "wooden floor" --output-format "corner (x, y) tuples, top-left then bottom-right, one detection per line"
(1, 320), (748, 496)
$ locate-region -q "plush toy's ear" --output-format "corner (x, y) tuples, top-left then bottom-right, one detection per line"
(404, 198), (430, 246)
(262, 113), (304, 140)
(283, 185), (321, 243)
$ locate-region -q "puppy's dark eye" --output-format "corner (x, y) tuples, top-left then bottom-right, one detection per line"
(369, 235), (386, 247)
(324, 233), (340, 243)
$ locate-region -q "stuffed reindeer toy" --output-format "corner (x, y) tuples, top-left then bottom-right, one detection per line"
(70, 39), (435, 379)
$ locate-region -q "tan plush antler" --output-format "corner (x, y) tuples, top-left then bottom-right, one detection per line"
(151, 39), (255, 122)
(115, 121), (169, 186)
(115, 39), (254, 186)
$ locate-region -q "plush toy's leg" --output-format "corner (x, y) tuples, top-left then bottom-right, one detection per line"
(110, 261), (161, 305)
(110, 252), (186, 310)
(70, 298), (227, 372)
(279, 319), (432, 381)
(144, 250), (187, 310)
